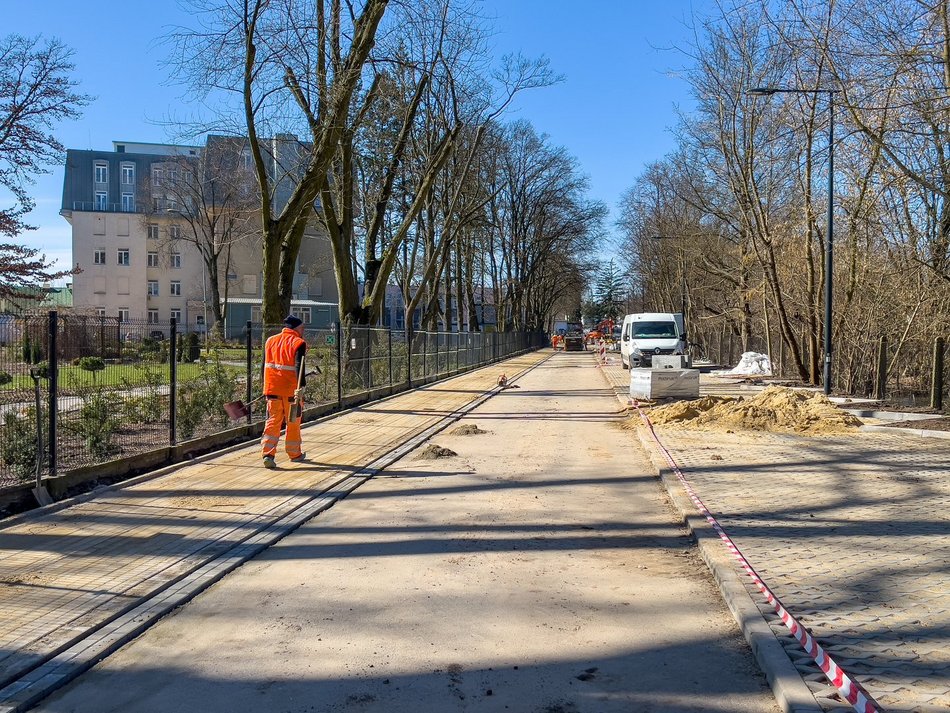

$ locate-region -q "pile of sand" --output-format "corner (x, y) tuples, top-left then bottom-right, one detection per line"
(415, 444), (458, 460)
(643, 387), (862, 435)
(450, 424), (487, 436)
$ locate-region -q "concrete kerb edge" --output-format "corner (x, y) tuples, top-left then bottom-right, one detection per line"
(0, 351), (552, 711)
(0, 348), (544, 531)
(632, 427), (822, 713)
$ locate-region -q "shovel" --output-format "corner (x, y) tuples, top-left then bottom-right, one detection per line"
(290, 355), (306, 422)
(223, 394), (266, 421)
(225, 366), (320, 421)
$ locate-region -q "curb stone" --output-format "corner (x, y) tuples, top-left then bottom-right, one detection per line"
(634, 426), (823, 713)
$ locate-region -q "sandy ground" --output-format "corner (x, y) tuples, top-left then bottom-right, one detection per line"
(35, 353), (780, 713)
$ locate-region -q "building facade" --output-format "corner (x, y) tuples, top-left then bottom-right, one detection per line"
(61, 138), (338, 336)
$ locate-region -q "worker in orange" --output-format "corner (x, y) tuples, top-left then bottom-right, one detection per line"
(261, 314), (308, 468)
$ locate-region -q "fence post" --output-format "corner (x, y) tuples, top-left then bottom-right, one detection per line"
(47, 311), (58, 476)
(874, 335), (887, 401)
(169, 318), (177, 445)
(423, 330), (428, 380)
(336, 321), (343, 406)
(407, 328), (413, 388)
(932, 336), (945, 411)
(388, 327), (393, 387)
(246, 321), (253, 424)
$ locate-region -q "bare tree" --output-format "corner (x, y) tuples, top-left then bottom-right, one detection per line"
(171, 0), (390, 325)
(0, 34), (90, 293)
(140, 137), (260, 335)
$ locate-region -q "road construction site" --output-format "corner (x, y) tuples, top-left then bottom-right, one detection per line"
(1, 349), (948, 712)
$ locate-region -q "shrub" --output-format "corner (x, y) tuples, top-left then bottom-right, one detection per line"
(176, 356), (239, 440)
(121, 364), (165, 424)
(78, 356), (105, 373)
(0, 371), (12, 387)
(32, 361), (50, 379)
(67, 388), (120, 460)
(1, 409), (41, 481)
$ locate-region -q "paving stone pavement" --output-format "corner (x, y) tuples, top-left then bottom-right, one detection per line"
(0, 352), (548, 710)
(601, 361), (950, 712)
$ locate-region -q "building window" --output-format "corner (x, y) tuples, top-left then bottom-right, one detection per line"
(170, 308), (181, 322)
(95, 192), (107, 210)
(170, 252), (181, 269)
(147, 280), (159, 297)
(147, 309), (159, 324)
(167, 198), (179, 213)
(147, 251), (159, 267)
(291, 307), (312, 325)
(96, 308), (106, 318)
(94, 163), (108, 184)
(151, 166), (164, 184)
(147, 224), (159, 240)
(121, 193), (134, 212)
(169, 225), (181, 240)
(170, 281), (181, 296)
(168, 168), (179, 183)
(93, 249), (106, 265)
(118, 308), (129, 322)
(121, 164), (134, 185)
(117, 249), (130, 266)
(195, 315), (205, 326)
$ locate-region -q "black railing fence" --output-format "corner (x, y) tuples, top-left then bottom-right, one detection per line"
(0, 312), (545, 487)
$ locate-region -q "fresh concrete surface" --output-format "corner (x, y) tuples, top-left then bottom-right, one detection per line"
(34, 352), (779, 713)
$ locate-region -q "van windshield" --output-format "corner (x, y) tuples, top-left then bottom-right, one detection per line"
(633, 321), (677, 338)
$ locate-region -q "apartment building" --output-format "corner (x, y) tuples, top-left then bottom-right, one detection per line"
(61, 137), (338, 335)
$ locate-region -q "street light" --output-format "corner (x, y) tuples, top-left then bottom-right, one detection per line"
(748, 85), (838, 395)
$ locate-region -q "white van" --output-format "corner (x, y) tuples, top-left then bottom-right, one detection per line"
(620, 312), (686, 369)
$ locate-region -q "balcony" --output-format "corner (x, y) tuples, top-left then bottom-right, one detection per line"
(69, 201), (139, 213)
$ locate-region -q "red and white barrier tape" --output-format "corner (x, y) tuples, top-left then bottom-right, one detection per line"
(634, 402), (882, 713)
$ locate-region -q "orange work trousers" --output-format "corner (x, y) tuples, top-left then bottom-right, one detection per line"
(260, 395), (303, 458)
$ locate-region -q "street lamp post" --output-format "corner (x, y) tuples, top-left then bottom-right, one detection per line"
(749, 86), (837, 395)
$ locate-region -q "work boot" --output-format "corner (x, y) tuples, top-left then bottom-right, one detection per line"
(289, 453), (307, 463)
(262, 455), (276, 469)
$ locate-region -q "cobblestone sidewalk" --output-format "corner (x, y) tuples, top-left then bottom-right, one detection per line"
(601, 361), (950, 712)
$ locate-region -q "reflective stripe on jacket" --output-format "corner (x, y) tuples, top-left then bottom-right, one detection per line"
(263, 328), (307, 397)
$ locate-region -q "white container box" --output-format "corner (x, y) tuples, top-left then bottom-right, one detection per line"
(629, 368), (700, 400)
(652, 355), (692, 369)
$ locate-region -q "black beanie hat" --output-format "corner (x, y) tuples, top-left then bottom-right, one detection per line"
(284, 315), (303, 329)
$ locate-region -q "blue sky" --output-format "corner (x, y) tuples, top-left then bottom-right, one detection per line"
(5, 0), (708, 276)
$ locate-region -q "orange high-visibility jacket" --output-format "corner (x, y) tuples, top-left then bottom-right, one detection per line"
(263, 328), (307, 397)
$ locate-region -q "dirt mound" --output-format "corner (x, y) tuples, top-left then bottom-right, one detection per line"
(450, 424), (487, 436)
(415, 444), (458, 460)
(647, 396), (737, 425)
(643, 387), (862, 435)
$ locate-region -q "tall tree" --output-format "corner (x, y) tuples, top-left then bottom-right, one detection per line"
(0, 34), (90, 294)
(172, 0), (390, 324)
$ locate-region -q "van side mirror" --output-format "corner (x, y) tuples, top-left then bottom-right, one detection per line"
(679, 333), (687, 341)
(623, 334), (629, 342)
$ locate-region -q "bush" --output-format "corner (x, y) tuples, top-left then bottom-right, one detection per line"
(176, 356), (239, 440)
(78, 356), (105, 373)
(0, 371), (12, 387)
(21, 337), (43, 365)
(1, 408), (41, 480)
(121, 364), (166, 424)
(67, 388), (119, 460)
(32, 361), (50, 379)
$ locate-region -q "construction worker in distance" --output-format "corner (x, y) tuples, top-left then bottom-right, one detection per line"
(261, 314), (308, 468)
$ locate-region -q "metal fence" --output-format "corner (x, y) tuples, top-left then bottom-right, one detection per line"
(0, 312), (546, 487)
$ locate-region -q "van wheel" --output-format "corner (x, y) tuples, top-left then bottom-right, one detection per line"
(621, 358), (629, 370)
